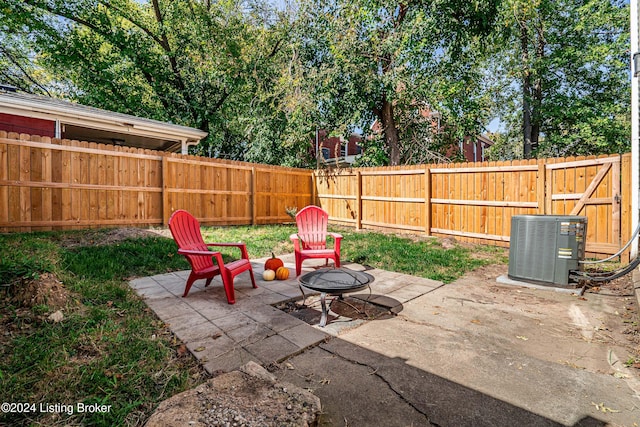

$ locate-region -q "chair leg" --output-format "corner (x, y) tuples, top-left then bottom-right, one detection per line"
(248, 268), (258, 289)
(221, 271), (236, 305)
(295, 254), (303, 277)
(183, 272), (198, 297)
(204, 278), (213, 287)
(335, 253), (340, 268)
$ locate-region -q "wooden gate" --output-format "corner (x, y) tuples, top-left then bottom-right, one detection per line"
(544, 156), (622, 257)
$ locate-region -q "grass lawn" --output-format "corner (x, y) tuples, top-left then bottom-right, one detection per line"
(0, 225), (506, 426)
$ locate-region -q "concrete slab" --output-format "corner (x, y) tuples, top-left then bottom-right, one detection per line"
(334, 269), (640, 426)
(277, 323), (329, 349)
(225, 323), (273, 345)
(129, 276), (159, 290)
(361, 293), (405, 310)
(497, 274), (579, 294)
(378, 282), (433, 304)
(185, 334), (237, 362)
(130, 259), (640, 427)
(145, 297), (194, 319)
(368, 277), (408, 294)
(244, 334), (301, 364)
(202, 348), (260, 374)
(210, 312), (256, 333)
(171, 317), (221, 343)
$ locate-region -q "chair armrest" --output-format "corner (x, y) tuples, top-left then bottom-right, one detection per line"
(290, 234), (301, 251)
(206, 242), (246, 248)
(178, 248), (225, 265)
(205, 242), (249, 260)
(178, 248), (222, 257)
(329, 233), (342, 253)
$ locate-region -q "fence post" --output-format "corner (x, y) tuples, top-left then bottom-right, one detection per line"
(621, 153), (632, 262)
(537, 161), (545, 214)
(162, 156), (169, 225)
(356, 170), (362, 229)
(611, 156), (621, 249)
(251, 167), (257, 225)
(311, 171), (317, 206)
(544, 164), (553, 214)
(424, 168), (432, 235)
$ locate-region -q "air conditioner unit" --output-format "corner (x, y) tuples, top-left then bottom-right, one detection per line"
(508, 215), (587, 287)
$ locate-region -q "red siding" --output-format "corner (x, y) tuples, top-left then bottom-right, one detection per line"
(0, 112), (55, 137)
(316, 130), (362, 159)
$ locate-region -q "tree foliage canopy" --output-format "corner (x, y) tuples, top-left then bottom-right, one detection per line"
(2, 0), (315, 166)
(487, 0), (630, 159)
(0, 0), (632, 166)
(289, 0), (500, 165)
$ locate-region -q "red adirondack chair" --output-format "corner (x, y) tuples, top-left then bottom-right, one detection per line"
(168, 209), (257, 304)
(290, 205), (342, 276)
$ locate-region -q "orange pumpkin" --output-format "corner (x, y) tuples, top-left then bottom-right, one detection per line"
(275, 266), (290, 280)
(264, 253), (284, 271)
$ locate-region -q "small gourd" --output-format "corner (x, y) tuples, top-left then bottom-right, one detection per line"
(262, 269), (276, 281)
(275, 266), (290, 280)
(264, 253), (284, 272)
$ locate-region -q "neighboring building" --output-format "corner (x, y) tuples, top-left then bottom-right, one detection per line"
(457, 134), (494, 163)
(372, 107), (494, 163)
(313, 129), (363, 167)
(0, 85), (207, 154)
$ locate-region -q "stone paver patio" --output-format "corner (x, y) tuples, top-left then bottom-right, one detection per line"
(129, 254), (443, 374)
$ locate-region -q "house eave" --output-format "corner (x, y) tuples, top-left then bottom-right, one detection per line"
(0, 91), (207, 153)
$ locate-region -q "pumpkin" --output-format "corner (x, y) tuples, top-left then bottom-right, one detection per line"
(264, 253), (284, 272)
(262, 269), (276, 281)
(275, 266), (290, 280)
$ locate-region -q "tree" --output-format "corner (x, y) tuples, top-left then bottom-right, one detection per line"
(490, 0), (630, 158)
(0, 5), (55, 95)
(0, 0), (316, 165)
(290, 0), (499, 166)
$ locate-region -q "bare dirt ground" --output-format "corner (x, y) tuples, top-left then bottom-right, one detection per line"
(53, 226), (171, 248)
(456, 263), (640, 377)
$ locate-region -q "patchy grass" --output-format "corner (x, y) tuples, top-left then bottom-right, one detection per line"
(0, 225), (505, 426)
(337, 229), (507, 283)
(0, 231), (204, 426)
(199, 224), (297, 259)
(198, 224), (507, 283)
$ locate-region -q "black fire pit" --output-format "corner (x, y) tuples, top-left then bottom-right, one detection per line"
(298, 267), (374, 327)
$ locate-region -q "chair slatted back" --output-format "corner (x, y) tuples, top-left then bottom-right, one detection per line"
(168, 210), (213, 273)
(296, 205), (329, 250)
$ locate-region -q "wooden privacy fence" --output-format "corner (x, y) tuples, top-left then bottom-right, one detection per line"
(0, 132), (313, 231)
(0, 131), (632, 260)
(314, 153), (632, 260)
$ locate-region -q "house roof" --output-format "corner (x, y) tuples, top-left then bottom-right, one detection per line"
(0, 87), (207, 153)
(477, 134), (494, 147)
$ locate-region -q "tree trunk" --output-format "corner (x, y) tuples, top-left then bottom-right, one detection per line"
(521, 25), (534, 159)
(530, 25), (545, 153)
(522, 76), (533, 158)
(374, 6), (407, 167)
(380, 97), (401, 165)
